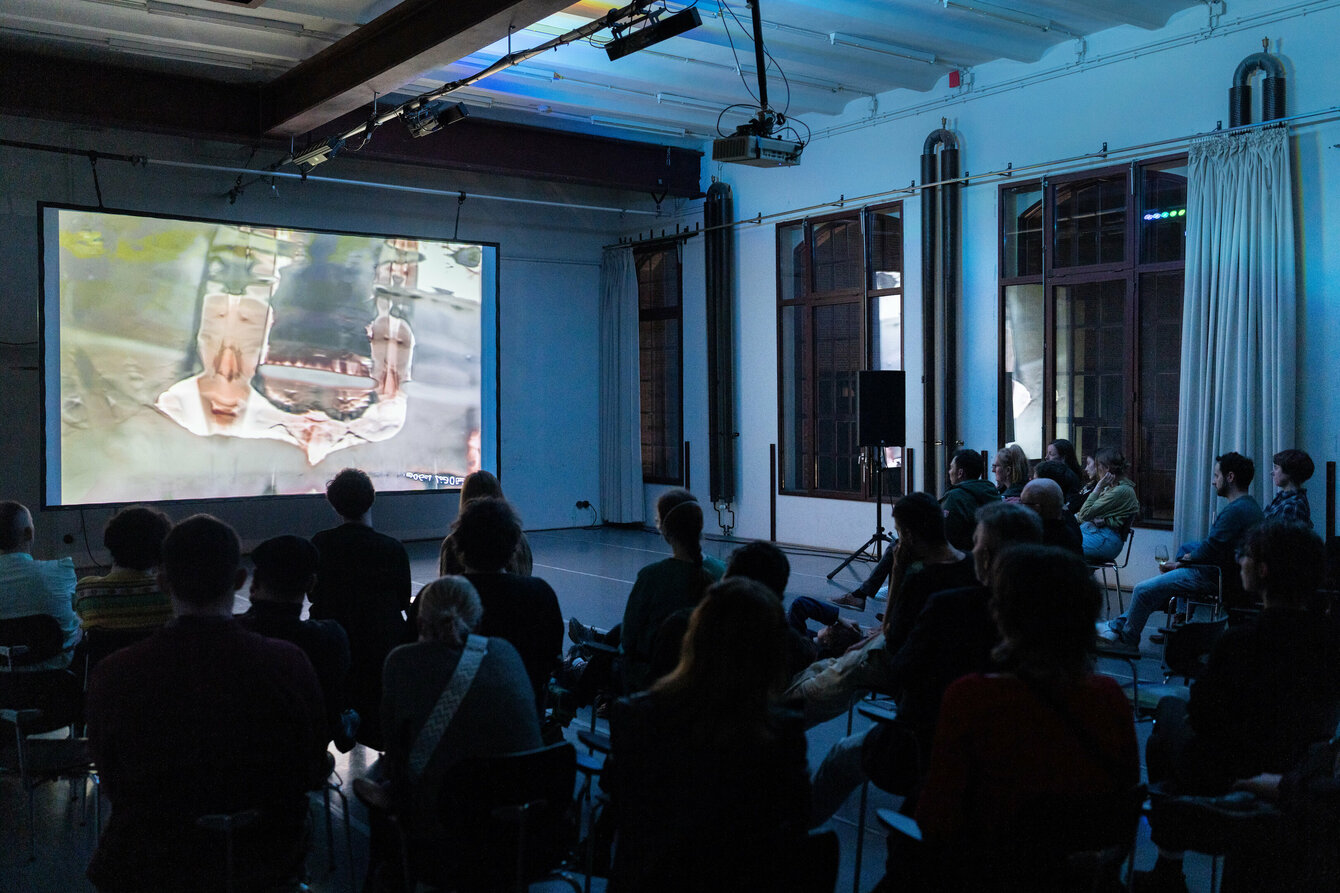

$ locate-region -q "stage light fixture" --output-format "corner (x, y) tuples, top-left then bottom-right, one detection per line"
(292, 137), (344, 170)
(402, 102), (470, 139)
(605, 6), (702, 62)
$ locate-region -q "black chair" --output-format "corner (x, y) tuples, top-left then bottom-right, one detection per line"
(77, 624), (159, 690)
(1089, 526), (1136, 614)
(0, 614), (100, 861)
(433, 741), (582, 892)
(878, 784), (1147, 892)
(1127, 618), (1229, 717)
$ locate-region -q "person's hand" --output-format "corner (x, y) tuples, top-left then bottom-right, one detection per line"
(1160, 560), (1181, 573)
(836, 617), (862, 635)
(1233, 773), (1283, 802)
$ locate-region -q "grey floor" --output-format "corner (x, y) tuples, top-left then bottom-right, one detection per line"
(1, 526), (1222, 892)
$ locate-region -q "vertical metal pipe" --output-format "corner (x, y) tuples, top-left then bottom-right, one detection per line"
(940, 146), (960, 463)
(769, 444), (778, 542)
(920, 151), (938, 492)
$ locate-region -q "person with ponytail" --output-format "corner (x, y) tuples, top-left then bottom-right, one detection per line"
(619, 489), (725, 692)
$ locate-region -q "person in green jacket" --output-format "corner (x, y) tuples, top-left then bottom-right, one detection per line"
(940, 448), (1003, 552)
(1076, 447), (1139, 562)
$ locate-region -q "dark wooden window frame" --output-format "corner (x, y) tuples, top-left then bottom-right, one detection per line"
(996, 154), (1187, 528)
(776, 202), (905, 501)
(636, 241), (684, 485)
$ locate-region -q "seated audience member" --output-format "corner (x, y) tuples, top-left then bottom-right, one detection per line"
(1068, 451), (1101, 515)
(375, 576), (541, 884)
(86, 515), (326, 892)
(992, 443), (1031, 501)
(717, 540), (843, 680)
(1263, 448), (1313, 527)
(1229, 736), (1340, 893)
(618, 489), (724, 692)
(1045, 438), (1086, 502)
(1076, 447), (1140, 562)
(810, 502), (1043, 825)
(885, 545), (1138, 891)
(649, 539), (817, 681)
(1033, 458), (1081, 507)
(940, 448), (1002, 552)
(1021, 478), (1083, 555)
(238, 535), (353, 748)
(832, 448), (1002, 611)
(0, 500), (79, 669)
(1100, 452), (1263, 648)
(310, 467), (411, 750)
(603, 578), (811, 892)
(786, 492), (976, 727)
(1138, 520), (1340, 892)
(74, 505), (173, 632)
(437, 469), (534, 576)
(451, 496), (563, 712)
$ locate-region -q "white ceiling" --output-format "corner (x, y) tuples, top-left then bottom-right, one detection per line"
(3, 0), (1204, 145)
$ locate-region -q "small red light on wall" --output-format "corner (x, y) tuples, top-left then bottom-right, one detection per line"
(948, 70), (961, 88)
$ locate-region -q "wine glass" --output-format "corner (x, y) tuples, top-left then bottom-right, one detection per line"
(1154, 545), (1169, 569)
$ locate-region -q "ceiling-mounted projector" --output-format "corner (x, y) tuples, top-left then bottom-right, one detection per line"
(712, 133), (803, 167)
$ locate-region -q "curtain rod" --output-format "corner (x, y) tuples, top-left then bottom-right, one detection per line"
(0, 139), (664, 218)
(635, 103), (1340, 243)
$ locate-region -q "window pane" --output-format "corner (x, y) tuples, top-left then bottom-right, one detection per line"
(640, 317), (681, 480)
(1054, 175), (1126, 268)
(1002, 284), (1044, 457)
(1138, 271), (1183, 522)
(1139, 161), (1188, 265)
(813, 302), (861, 491)
(635, 246), (681, 311)
(812, 219), (863, 293)
(1056, 280), (1127, 461)
(869, 295), (902, 371)
(780, 305), (808, 491)
(778, 223), (805, 302)
(868, 208), (903, 291)
(1003, 185), (1044, 278)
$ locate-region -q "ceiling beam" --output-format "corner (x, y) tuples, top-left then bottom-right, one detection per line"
(1, 51), (701, 198)
(259, 0), (576, 138)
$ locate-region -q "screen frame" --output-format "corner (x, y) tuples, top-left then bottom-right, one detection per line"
(38, 200), (501, 510)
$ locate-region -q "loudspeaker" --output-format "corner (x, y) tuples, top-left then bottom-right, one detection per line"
(858, 370), (906, 447)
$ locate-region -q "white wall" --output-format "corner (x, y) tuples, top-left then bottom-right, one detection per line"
(0, 114), (648, 558)
(677, 0), (1340, 558)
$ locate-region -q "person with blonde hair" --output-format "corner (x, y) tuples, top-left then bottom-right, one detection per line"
(374, 575), (541, 885)
(992, 443), (1030, 501)
(603, 577), (810, 891)
(438, 469), (533, 576)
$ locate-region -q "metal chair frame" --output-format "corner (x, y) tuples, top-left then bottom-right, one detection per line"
(1090, 526), (1136, 614)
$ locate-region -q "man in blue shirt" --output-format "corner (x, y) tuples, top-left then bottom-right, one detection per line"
(0, 500), (79, 669)
(1099, 452), (1263, 648)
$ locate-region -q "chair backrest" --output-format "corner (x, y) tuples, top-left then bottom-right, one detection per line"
(1163, 618), (1229, 682)
(434, 741), (578, 888)
(975, 784), (1147, 892)
(0, 615), (64, 670)
(78, 625), (159, 688)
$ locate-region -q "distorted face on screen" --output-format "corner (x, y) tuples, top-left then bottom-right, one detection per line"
(194, 292), (270, 424)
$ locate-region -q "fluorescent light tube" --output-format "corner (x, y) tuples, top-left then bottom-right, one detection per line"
(829, 32), (937, 64)
(590, 115), (686, 137)
(145, 2), (308, 36)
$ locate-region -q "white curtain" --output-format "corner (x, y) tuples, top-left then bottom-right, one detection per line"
(1173, 126), (1296, 542)
(598, 245), (645, 524)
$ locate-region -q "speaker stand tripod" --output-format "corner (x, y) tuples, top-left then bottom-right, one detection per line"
(828, 445), (895, 580)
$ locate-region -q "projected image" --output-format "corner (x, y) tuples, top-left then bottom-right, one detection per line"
(48, 208), (491, 505)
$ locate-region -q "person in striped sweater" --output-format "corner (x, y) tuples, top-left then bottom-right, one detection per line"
(75, 505), (173, 631)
